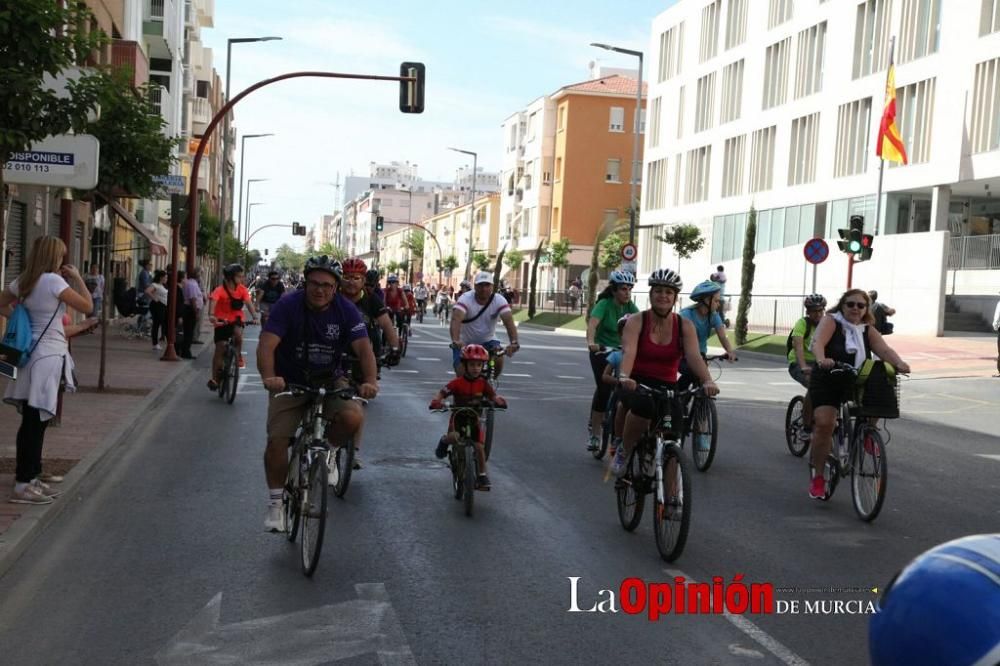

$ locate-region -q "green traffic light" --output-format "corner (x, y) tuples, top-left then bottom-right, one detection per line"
(849, 240), (862, 252)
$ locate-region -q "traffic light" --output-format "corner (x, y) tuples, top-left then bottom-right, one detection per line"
(264, 248), (269, 256)
(375, 215), (384, 232)
(837, 216), (865, 255)
(399, 62), (425, 114)
(291, 222), (305, 236)
(858, 234), (874, 262)
(435, 259), (442, 270)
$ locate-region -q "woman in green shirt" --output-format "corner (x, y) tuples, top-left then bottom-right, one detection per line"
(585, 270), (639, 452)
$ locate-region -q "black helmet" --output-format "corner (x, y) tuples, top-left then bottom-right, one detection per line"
(267, 270), (279, 278)
(365, 268), (380, 285)
(223, 263), (244, 279)
(303, 255), (342, 281)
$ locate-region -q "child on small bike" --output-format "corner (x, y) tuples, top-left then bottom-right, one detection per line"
(429, 343), (507, 490)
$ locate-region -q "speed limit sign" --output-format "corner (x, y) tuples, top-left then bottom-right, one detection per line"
(621, 243), (637, 261)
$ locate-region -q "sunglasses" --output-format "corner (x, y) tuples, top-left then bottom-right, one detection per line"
(844, 301), (867, 309)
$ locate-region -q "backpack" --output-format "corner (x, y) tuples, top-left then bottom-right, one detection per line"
(0, 303), (58, 368)
(786, 318), (815, 355)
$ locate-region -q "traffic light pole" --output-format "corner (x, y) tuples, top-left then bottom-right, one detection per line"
(847, 253), (855, 290)
(244, 224), (294, 264)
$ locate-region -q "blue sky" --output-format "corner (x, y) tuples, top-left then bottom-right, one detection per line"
(203, 0), (677, 254)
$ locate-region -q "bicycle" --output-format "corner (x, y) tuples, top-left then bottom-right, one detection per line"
(216, 328), (241, 404)
(615, 383), (695, 562)
(785, 387), (850, 458)
(680, 354), (728, 472)
(394, 311), (410, 357)
(437, 299), (451, 325)
(279, 384), (367, 576)
(592, 347), (618, 461)
(811, 362), (896, 522)
(430, 399), (505, 517)
(481, 346), (506, 461)
(416, 299), (426, 324)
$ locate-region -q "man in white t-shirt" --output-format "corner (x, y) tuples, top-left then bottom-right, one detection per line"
(449, 271), (520, 377)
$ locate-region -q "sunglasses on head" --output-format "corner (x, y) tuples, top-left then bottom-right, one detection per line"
(844, 300), (867, 309)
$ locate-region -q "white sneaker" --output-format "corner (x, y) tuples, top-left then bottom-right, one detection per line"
(153, 344), (162, 351)
(264, 502), (286, 532)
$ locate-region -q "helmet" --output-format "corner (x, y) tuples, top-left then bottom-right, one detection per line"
(267, 270), (279, 278)
(648, 268), (683, 291)
(223, 263), (244, 280)
(387, 274), (399, 284)
(803, 293), (827, 310)
(341, 257), (368, 276)
(365, 268), (380, 285)
(690, 280), (723, 301)
(609, 270), (636, 286)
(474, 271), (494, 285)
(403, 284), (412, 292)
(303, 255), (342, 281)
(459, 280), (472, 290)
(460, 344), (490, 362)
(869, 534), (1000, 666)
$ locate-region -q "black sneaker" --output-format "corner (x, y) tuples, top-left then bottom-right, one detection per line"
(435, 438), (449, 459)
(476, 474), (491, 491)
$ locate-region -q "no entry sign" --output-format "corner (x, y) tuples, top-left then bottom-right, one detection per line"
(803, 238), (829, 265)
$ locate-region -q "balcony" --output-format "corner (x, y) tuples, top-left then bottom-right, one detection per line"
(184, 0), (195, 27)
(192, 97), (212, 127)
(111, 40), (149, 91)
(148, 85), (175, 136)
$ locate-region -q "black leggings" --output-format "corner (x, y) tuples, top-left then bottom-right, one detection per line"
(589, 350), (612, 412)
(16, 406), (49, 483)
(150, 301), (167, 346)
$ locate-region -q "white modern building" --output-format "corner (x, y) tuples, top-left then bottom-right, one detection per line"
(641, 0), (1000, 335)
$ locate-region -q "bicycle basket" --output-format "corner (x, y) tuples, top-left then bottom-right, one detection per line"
(855, 360), (899, 419)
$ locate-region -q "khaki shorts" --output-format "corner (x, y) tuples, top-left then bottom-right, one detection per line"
(266, 378), (356, 440)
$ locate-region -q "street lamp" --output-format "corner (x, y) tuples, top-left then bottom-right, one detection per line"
(591, 42), (643, 247)
(448, 147), (477, 279)
(219, 36), (283, 282)
(244, 202), (265, 259)
(243, 178), (269, 248)
(236, 133), (274, 248)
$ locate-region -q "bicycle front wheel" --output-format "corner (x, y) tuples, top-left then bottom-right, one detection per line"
(689, 397), (718, 472)
(784, 395), (809, 457)
(653, 443), (692, 562)
(400, 326), (409, 357)
(300, 453), (329, 577)
(217, 349), (229, 399)
(615, 447), (646, 532)
(484, 409), (495, 461)
(330, 438), (355, 498)
(851, 426), (887, 522)
(463, 442), (476, 517)
(225, 347), (239, 404)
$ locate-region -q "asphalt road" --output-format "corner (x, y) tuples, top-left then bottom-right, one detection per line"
(0, 320), (997, 665)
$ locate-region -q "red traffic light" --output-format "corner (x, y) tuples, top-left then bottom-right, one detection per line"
(861, 234), (873, 248)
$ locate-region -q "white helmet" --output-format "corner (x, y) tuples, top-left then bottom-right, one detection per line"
(473, 271), (494, 285)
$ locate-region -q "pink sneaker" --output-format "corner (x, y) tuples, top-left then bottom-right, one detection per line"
(809, 476), (826, 500)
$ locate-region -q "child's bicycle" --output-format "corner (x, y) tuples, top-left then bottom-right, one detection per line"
(430, 399), (505, 517)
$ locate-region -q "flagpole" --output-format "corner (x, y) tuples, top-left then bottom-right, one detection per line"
(874, 36), (896, 237)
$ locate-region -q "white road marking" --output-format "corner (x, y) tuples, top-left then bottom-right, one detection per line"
(556, 375), (585, 380)
(503, 373), (532, 378)
(768, 381), (799, 386)
(416, 357), (441, 361)
(512, 360), (536, 364)
(663, 568), (810, 666)
(557, 362), (580, 365)
(976, 454), (1000, 462)
(393, 369), (419, 374)
(716, 380), (746, 385)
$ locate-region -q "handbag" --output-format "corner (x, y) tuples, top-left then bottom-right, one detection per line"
(855, 360), (899, 419)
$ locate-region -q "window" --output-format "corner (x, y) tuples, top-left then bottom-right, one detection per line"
(981, 0), (1000, 35)
(720, 59), (744, 124)
(762, 37), (791, 109)
(722, 134), (746, 198)
(196, 80), (209, 98)
(527, 112), (537, 141)
(542, 171), (552, 184)
(657, 23), (685, 82)
(695, 72), (716, 132)
(673, 152), (683, 205)
(749, 126), (776, 193)
(552, 207), (560, 233)
(972, 58), (1000, 152)
(508, 123), (517, 151)
(899, 0), (941, 63)
(788, 112), (820, 185)
(677, 85), (686, 138)
(895, 77), (936, 164)
(649, 97), (663, 148)
(634, 107), (647, 134)
(853, 0), (893, 79)
(834, 97), (873, 176)
(768, 0), (794, 29)
(606, 159), (621, 183)
(795, 22), (826, 98)
(609, 106), (625, 132)
(726, 0), (748, 49)
(555, 156), (563, 180)
(685, 145), (712, 204)
(700, 1), (721, 63)
(645, 158), (668, 210)
(557, 105), (566, 131)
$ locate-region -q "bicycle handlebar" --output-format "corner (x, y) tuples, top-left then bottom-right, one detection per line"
(704, 353), (735, 362)
(635, 383), (702, 400)
(430, 400), (507, 413)
(276, 384), (369, 404)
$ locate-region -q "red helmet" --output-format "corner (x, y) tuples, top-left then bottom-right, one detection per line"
(460, 344), (489, 362)
(341, 257), (367, 276)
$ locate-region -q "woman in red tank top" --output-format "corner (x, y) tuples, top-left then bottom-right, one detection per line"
(613, 269), (720, 475)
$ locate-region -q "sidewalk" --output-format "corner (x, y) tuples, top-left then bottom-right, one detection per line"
(0, 321), (208, 574)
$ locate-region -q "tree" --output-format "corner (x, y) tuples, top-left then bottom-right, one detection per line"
(587, 218), (629, 315)
(274, 243), (306, 272)
(472, 252), (491, 271)
(528, 240), (545, 318)
(315, 241), (346, 260)
(0, 2), (106, 248)
(599, 231), (627, 272)
(441, 255), (459, 272)
(548, 237), (571, 290)
(402, 230), (424, 259)
(503, 249), (524, 272)
(386, 260), (400, 274)
(735, 206), (758, 346)
(656, 223), (705, 271)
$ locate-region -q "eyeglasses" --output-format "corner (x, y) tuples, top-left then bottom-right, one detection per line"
(306, 280), (336, 291)
(844, 301), (867, 309)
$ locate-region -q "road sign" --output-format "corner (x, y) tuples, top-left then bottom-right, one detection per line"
(803, 238), (829, 265)
(621, 243), (637, 261)
(619, 260), (637, 274)
(3, 134), (99, 189)
(153, 174), (186, 196)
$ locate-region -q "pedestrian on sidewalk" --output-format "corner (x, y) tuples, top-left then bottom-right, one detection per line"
(136, 259), (152, 331)
(0, 236), (93, 505)
(86, 263), (104, 318)
(869, 290), (896, 335)
(179, 268), (203, 359)
(192, 271), (207, 345)
(992, 292), (1000, 375)
(145, 270), (168, 350)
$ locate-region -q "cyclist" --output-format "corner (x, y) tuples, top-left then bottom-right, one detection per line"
(787, 293), (826, 438)
(257, 256), (378, 532)
(383, 274), (407, 333)
(207, 264), (258, 390)
(457, 279), (472, 297)
(402, 284), (417, 330)
(364, 269), (384, 302)
(340, 257), (402, 365)
(450, 271), (519, 377)
(429, 344), (508, 491)
(434, 286), (451, 320)
(614, 269), (719, 477)
(807, 289), (910, 500)
(869, 533), (1000, 666)
(255, 270), (285, 327)
(586, 269), (639, 452)
(680, 280), (737, 363)
(413, 281), (429, 319)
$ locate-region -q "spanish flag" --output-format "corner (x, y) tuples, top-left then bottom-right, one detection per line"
(876, 63), (908, 165)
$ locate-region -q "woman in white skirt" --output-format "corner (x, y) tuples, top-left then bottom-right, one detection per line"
(0, 236), (92, 504)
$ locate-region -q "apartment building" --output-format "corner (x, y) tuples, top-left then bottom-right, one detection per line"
(642, 0), (1000, 334)
(417, 194), (502, 288)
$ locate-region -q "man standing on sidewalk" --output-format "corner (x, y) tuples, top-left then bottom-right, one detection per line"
(192, 271), (207, 345)
(179, 268), (203, 359)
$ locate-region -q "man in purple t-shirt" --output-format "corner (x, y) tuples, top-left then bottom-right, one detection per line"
(257, 256), (378, 532)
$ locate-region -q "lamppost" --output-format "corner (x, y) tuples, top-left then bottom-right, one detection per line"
(591, 42), (643, 247)
(243, 178), (268, 248)
(236, 133), (273, 249)
(447, 147), (477, 279)
(219, 36), (282, 282)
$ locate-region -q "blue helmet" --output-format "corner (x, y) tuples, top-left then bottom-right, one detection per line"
(869, 534), (1000, 666)
(690, 280), (723, 301)
(609, 270), (636, 286)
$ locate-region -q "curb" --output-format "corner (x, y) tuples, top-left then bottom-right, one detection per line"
(0, 341), (208, 579)
(517, 322), (587, 337)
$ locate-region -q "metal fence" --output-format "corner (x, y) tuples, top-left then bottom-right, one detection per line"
(947, 233), (1000, 269)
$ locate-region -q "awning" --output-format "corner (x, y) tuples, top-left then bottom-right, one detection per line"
(107, 199), (168, 255)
